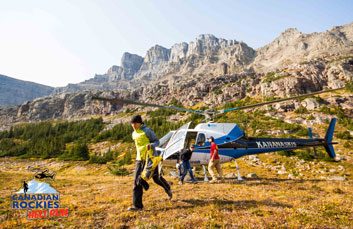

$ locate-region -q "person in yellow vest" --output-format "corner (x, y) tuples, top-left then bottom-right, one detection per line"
(128, 115), (172, 211)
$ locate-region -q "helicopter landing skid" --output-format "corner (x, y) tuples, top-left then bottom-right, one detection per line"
(202, 165), (209, 182)
(234, 160), (243, 181)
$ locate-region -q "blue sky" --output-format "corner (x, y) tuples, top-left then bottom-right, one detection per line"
(0, 0), (352, 87)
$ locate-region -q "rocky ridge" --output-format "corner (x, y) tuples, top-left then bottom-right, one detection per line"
(0, 74), (54, 106)
(1, 23), (353, 127)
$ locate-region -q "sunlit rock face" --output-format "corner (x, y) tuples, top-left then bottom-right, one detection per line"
(1, 23), (353, 126)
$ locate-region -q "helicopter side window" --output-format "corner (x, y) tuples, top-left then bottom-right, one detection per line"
(196, 133), (206, 146)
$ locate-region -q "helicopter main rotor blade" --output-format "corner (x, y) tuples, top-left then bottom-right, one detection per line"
(91, 96), (205, 115)
(218, 87), (345, 114)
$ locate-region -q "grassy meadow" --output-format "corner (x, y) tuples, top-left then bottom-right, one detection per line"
(0, 155), (352, 228)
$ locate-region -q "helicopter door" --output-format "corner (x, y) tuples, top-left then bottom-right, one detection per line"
(195, 132), (209, 162)
(163, 122), (191, 160)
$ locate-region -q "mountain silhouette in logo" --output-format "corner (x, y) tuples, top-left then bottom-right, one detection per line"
(17, 179), (58, 194)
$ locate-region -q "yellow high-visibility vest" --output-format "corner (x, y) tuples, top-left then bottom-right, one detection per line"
(132, 129), (152, 161)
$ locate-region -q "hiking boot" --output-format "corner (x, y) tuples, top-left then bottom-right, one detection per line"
(209, 179), (217, 183)
(127, 206), (143, 211)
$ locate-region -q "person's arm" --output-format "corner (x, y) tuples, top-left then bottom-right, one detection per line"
(177, 150), (182, 162)
(186, 149), (192, 161)
(144, 128), (160, 148)
(210, 144), (216, 161)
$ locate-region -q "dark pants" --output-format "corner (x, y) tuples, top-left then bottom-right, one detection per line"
(133, 160), (171, 209)
(180, 160), (196, 182)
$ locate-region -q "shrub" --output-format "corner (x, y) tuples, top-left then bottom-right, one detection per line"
(262, 72), (289, 83)
(213, 87), (223, 95)
(89, 149), (115, 164)
(278, 150), (295, 157)
(108, 166), (130, 176)
(345, 81), (353, 92)
(307, 114), (315, 120)
(296, 149), (316, 161)
(107, 150), (133, 176)
(115, 150), (132, 166)
(0, 118), (104, 159)
(294, 106), (308, 114)
(296, 128), (309, 137)
(0, 139), (28, 157)
(169, 98), (183, 107)
(343, 141), (353, 148)
(336, 130), (352, 140)
(60, 142), (89, 161)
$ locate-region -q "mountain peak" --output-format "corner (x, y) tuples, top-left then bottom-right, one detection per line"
(279, 28), (302, 39)
(0, 74), (54, 106)
(120, 52), (143, 70)
(197, 34), (218, 40)
(144, 45), (171, 63)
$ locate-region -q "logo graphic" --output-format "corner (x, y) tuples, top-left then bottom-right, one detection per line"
(11, 169), (69, 220)
(34, 169), (56, 180)
(256, 141), (297, 148)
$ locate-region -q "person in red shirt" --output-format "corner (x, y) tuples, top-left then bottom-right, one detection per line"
(207, 136), (223, 183)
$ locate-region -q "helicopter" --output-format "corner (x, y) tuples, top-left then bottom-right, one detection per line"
(34, 169), (56, 180)
(92, 87), (343, 180)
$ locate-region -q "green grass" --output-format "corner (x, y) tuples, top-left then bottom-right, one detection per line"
(262, 72), (290, 83)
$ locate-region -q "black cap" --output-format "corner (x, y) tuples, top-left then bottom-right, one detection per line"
(207, 136), (214, 142)
(131, 115), (143, 124)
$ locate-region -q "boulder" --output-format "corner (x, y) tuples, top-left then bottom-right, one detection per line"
(225, 173), (237, 178)
(288, 174), (295, 179)
(327, 176), (345, 181)
(246, 173), (258, 178)
(302, 98), (321, 110)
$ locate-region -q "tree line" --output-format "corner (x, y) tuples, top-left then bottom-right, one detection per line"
(0, 115), (184, 162)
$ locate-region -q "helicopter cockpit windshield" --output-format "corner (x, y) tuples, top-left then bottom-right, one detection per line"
(162, 122), (191, 160)
(158, 131), (175, 148)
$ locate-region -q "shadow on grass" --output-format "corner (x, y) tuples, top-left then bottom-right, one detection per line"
(226, 177), (324, 186)
(152, 198), (292, 212)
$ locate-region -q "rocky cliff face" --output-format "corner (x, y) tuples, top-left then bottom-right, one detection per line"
(53, 22), (353, 95)
(1, 23), (353, 127)
(0, 74), (54, 106)
(15, 91), (124, 121)
(119, 52), (144, 80)
(53, 52), (144, 94)
(134, 45), (171, 81)
(253, 23), (353, 72)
